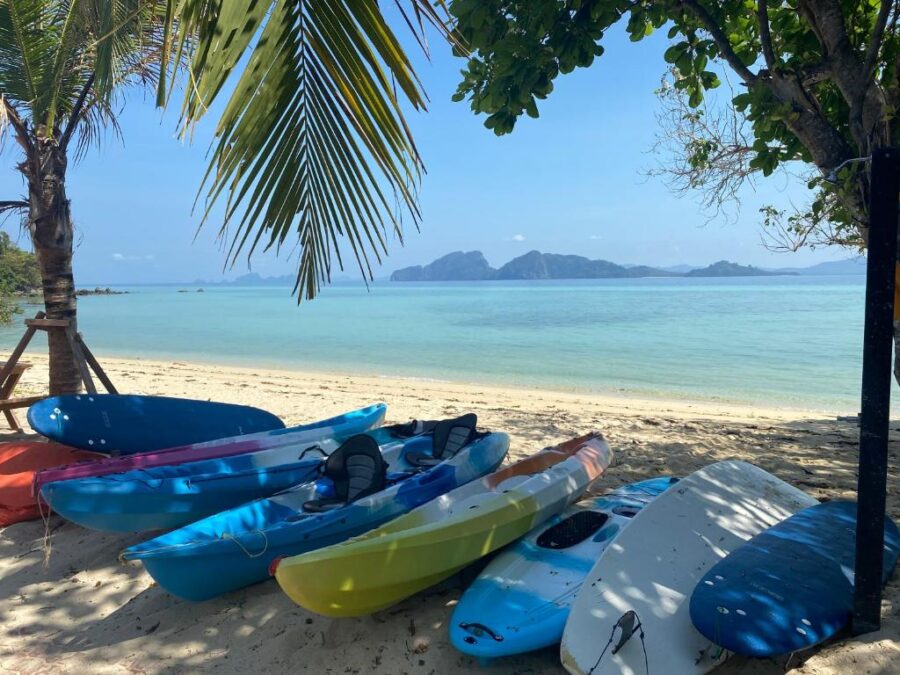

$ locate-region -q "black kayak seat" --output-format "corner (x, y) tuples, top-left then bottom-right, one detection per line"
(404, 413), (478, 468)
(303, 434), (387, 513)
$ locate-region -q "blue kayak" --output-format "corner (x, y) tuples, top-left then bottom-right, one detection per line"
(690, 500), (900, 657)
(122, 427), (509, 600)
(450, 477), (677, 658)
(28, 394), (285, 455)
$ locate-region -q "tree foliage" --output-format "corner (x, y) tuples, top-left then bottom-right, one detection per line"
(0, 230), (39, 323)
(450, 0), (900, 248)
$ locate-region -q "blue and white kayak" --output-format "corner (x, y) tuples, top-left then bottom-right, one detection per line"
(450, 476), (678, 659)
(122, 429), (509, 600)
(28, 394), (285, 454)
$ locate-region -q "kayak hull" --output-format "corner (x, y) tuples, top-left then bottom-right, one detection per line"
(449, 477), (678, 658)
(32, 403), (386, 496)
(122, 432), (509, 600)
(275, 433), (613, 617)
(28, 394), (285, 455)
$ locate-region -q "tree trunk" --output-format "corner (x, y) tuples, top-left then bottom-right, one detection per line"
(22, 135), (81, 395)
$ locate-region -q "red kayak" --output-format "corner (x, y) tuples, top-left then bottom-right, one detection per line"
(0, 441), (101, 527)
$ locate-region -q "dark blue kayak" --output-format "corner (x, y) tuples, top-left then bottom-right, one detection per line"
(690, 500), (900, 657)
(28, 394), (285, 455)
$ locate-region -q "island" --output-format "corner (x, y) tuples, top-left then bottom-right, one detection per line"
(390, 251), (800, 282)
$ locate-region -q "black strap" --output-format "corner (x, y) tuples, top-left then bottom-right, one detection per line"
(587, 611), (649, 675)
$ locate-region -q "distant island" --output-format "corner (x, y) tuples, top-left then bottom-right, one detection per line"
(387, 251), (849, 281)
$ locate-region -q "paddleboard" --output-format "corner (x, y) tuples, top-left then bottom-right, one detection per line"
(28, 394), (285, 454)
(690, 500), (900, 657)
(560, 460), (818, 675)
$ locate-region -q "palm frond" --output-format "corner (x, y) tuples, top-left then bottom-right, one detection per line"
(164, 0), (452, 300)
(0, 0), (168, 155)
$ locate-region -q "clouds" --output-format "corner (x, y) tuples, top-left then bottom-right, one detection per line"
(112, 253), (155, 262)
(589, 234), (602, 240)
(511, 234), (526, 242)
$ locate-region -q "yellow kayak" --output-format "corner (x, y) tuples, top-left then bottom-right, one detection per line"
(273, 433), (613, 616)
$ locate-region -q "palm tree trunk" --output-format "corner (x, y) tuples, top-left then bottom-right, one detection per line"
(24, 136), (81, 395)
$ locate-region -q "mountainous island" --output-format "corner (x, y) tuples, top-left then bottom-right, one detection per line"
(389, 251), (819, 282)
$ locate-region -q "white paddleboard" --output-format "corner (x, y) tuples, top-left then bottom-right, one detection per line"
(560, 460), (818, 675)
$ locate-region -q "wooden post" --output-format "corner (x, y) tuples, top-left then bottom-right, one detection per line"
(852, 147), (900, 634)
(0, 311), (44, 389)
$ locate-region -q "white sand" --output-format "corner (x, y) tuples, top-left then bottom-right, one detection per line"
(1, 355), (897, 674)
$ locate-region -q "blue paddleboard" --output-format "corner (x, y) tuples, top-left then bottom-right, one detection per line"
(689, 500), (900, 657)
(28, 394), (285, 455)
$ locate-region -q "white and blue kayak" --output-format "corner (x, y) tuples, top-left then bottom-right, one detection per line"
(450, 477), (678, 659)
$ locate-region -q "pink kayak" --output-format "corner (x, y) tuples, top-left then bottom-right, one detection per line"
(32, 403), (386, 497)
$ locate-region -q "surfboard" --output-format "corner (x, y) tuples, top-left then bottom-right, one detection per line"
(28, 394), (285, 455)
(450, 476), (678, 659)
(560, 460), (818, 675)
(689, 500), (900, 657)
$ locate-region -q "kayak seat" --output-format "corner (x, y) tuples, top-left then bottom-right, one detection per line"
(404, 413), (478, 468)
(302, 435), (388, 513)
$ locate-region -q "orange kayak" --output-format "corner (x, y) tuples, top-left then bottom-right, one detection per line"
(0, 441), (100, 527)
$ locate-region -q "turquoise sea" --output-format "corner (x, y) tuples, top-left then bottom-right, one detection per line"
(0, 276), (877, 412)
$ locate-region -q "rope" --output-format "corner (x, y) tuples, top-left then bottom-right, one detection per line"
(222, 529), (269, 558)
(38, 493), (53, 567)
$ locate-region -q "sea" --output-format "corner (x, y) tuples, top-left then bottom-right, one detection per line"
(0, 276), (881, 413)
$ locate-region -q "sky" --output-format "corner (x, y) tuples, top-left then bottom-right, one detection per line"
(0, 20), (851, 285)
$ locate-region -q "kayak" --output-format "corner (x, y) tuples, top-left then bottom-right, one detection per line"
(28, 394), (285, 454)
(41, 412), (416, 533)
(0, 441), (101, 527)
(449, 476), (678, 658)
(273, 432), (613, 617)
(122, 420), (509, 601)
(32, 403), (386, 497)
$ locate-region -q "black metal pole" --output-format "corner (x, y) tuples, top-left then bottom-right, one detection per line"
(852, 147), (900, 635)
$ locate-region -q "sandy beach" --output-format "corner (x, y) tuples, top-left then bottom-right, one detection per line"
(1, 354), (897, 674)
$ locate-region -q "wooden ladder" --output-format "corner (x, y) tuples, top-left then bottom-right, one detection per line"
(0, 311), (117, 431)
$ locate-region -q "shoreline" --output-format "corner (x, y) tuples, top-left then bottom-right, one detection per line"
(4, 351), (852, 422)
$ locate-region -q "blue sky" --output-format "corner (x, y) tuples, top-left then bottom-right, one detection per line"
(0, 20), (850, 285)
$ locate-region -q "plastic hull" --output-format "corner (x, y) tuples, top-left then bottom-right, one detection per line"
(449, 477), (677, 658)
(28, 394), (285, 455)
(274, 434), (613, 617)
(122, 433), (509, 600)
(32, 404), (385, 495)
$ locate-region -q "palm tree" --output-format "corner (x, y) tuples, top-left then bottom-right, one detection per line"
(160, 1), (448, 300)
(1, 1), (446, 395)
(0, 0), (167, 394)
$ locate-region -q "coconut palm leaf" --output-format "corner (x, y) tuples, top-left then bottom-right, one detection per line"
(162, 0), (452, 300)
(0, 0), (168, 153)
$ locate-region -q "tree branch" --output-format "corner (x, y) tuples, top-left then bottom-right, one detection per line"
(678, 0), (756, 84)
(862, 0), (892, 87)
(59, 72), (96, 151)
(757, 0), (777, 70)
(800, 61), (831, 87)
